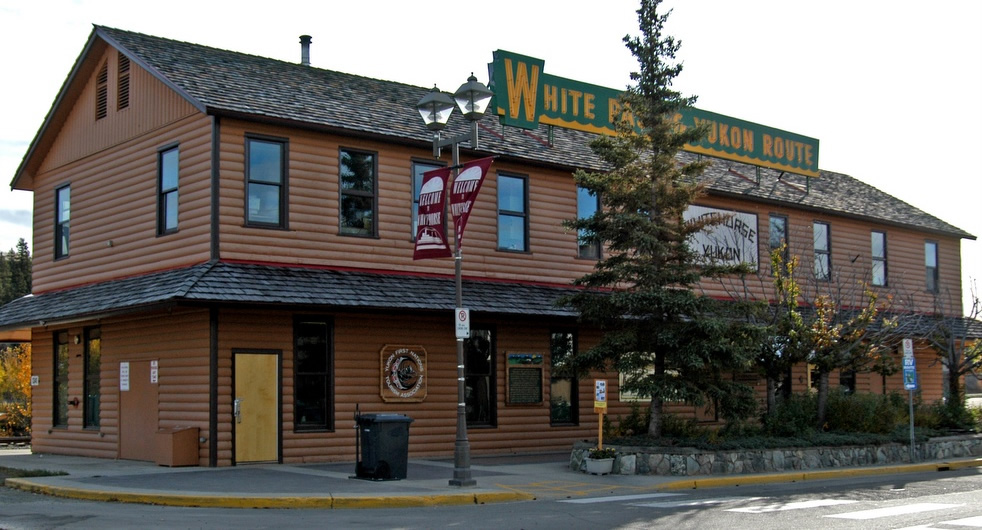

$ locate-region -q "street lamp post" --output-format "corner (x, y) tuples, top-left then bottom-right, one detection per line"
(416, 74), (493, 487)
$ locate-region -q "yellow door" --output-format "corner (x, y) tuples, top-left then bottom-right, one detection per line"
(234, 353), (279, 464)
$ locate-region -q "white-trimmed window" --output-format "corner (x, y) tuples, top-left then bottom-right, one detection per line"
(339, 148), (377, 237)
(871, 231), (887, 286)
(497, 174), (528, 252)
(925, 241), (939, 292)
(54, 185), (70, 259)
(577, 186), (600, 259)
(245, 137), (287, 228)
(411, 160), (443, 240)
(813, 221), (831, 281)
(158, 146), (179, 235)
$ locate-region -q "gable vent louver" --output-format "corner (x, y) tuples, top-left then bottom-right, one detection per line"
(117, 54), (130, 110)
(95, 61), (108, 120)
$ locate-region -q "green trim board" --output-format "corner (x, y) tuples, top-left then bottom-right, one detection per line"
(489, 50), (820, 177)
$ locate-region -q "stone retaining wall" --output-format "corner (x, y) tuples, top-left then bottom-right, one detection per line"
(570, 435), (982, 476)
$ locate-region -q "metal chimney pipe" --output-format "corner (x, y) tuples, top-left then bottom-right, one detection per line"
(300, 35), (311, 66)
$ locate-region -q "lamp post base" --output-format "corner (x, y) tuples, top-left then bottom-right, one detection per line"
(449, 439), (476, 487)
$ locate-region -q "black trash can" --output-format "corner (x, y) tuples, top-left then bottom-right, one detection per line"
(355, 413), (413, 480)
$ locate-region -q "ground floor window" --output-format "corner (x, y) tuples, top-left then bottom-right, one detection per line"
(294, 317), (333, 431)
(549, 331), (578, 425)
(839, 370), (856, 394)
(83, 327), (101, 428)
(465, 328), (496, 427)
(53, 331), (70, 427)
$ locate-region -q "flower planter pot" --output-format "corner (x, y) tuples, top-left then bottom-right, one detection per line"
(585, 457), (614, 475)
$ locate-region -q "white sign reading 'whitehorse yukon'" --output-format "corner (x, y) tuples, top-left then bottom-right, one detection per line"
(684, 205), (759, 268)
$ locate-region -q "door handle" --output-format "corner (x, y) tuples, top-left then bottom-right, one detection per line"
(234, 398), (242, 423)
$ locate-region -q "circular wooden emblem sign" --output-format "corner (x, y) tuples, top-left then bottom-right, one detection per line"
(380, 345), (426, 402)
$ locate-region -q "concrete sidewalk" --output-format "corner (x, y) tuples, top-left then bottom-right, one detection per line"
(2, 449), (981, 509)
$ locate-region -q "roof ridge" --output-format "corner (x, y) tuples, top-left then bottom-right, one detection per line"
(93, 25), (437, 93)
(176, 260), (221, 298)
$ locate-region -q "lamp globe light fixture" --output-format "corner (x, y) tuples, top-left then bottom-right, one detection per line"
(453, 73), (493, 122)
(415, 73), (493, 488)
(416, 73), (493, 158)
(416, 86), (456, 131)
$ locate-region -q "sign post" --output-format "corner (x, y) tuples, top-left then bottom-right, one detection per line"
(594, 380), (607, 449)
(902, 338), (917, 462)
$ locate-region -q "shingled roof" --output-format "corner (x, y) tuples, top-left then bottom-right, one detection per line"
(76, 26), (972, 240)
(4, 261), (979, 339)
(4, 27), (975, 331)
(0, 262), (579, 330)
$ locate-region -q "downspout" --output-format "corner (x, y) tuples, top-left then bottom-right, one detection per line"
(208, 115), (221, 466)
(209, 307), (218, 467)
(210, 116), (221, 261)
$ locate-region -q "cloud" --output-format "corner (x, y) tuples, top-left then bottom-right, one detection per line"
(0, 210), (31, 227)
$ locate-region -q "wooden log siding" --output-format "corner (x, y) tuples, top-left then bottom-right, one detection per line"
(212, 120), (962, 319)
(30, 103), (962, 321)
(27, 308), (952, 464)
(38, 48), (200, 174)
(32, 112), (214, 292)
(27, 309), (211, 461)
(210, 309), (608, 464)
(696, 196), (965, 318)
(215, 120), (597, 284)
(23, 46), (964, 315)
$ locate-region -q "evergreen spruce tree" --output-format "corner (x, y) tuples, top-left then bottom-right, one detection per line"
(0, 239), (31, 305)
(562, 0), (760, 438)
(11, 238), (31, 299)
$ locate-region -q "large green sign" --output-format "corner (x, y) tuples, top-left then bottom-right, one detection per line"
(489, 50), (820, 177)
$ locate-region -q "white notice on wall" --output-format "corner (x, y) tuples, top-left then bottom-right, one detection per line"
(150, 360), (159, 384)
(120, 362), (130, 391)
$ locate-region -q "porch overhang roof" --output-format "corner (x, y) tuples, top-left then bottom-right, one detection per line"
(0, 261), (580, 330)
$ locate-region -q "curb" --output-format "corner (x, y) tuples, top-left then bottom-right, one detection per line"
(3, 478), (535, 509)
(6, 458), (981, 509)
(655, 458), (982, 491)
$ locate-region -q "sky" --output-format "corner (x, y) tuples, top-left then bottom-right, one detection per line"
(0, 0), (979, 313)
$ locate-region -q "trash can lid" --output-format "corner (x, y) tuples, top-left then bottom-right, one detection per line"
(356, 413), (413, 423)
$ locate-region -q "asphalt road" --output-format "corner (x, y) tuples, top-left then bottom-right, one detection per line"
(3, 460), (982, 529)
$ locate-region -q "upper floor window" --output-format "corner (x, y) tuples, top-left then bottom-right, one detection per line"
(813, 221), (831, 281)
(117, 54), (130, 110)
(95, 61), (108, 120)
(339, 149), (377, 237)
(871, 231), (887, 286)
(925, 241), (939, 293)
(245, 137), (287, 228)
(84, 327), (101, 429)
(768, 214), (789, 267)
(157, 146), (179, 235)
(577, 186), (600, 259)
(55, 185), (70, 259)
(412, 160), (443, 240)
(497, 174), (528, 252)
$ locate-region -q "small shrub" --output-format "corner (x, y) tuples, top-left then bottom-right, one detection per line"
(660, 413), (707, 439)
(969, 405), (982, 432)
(825, 391), (907, 434)
(763, 392), (818, 438)
(921, 401), (976, 431)
(606, 402), (650, 437)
